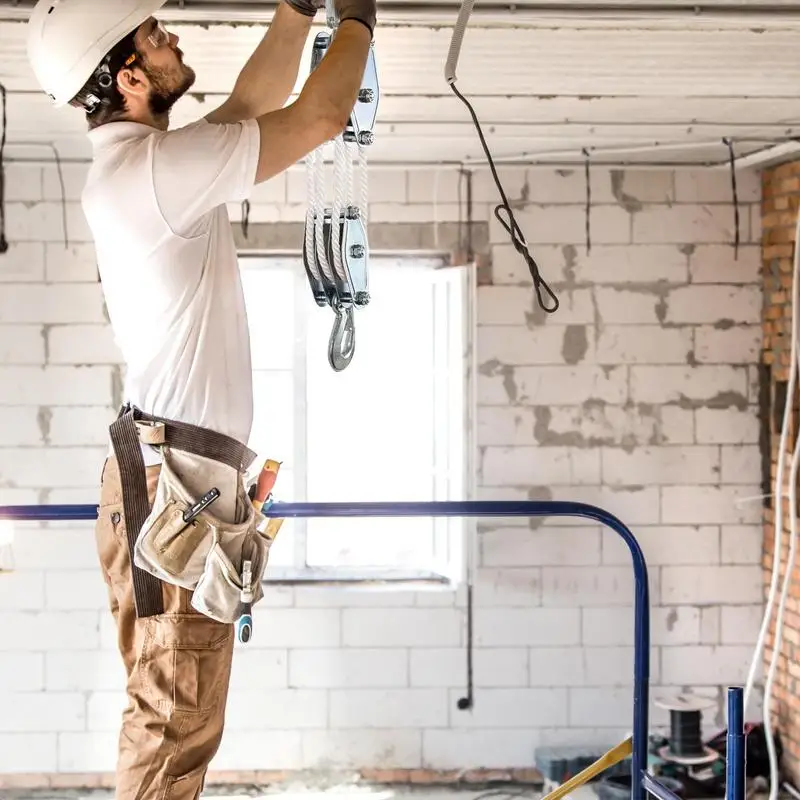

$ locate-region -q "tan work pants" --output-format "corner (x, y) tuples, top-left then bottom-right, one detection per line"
(95, 457), (235, 799)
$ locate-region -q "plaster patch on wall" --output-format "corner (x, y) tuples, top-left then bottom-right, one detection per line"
(37, 407), (52, 446)
(675, 391), (748, 410)
(41, 325), (51, 364)
(479, 359), (518, 403)
(111, 366), (124, 411)
(610, 170), (644, 214)
(562, 326), (589, 365)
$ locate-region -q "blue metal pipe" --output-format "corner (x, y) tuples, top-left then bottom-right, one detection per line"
(727, 686), (746, 800)
(0, 498), (650, 800)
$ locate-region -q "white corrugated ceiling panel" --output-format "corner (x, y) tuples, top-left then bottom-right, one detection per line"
(3, 7), (800, 165)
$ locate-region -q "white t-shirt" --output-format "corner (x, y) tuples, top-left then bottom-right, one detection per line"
(82, 117), (261, 454)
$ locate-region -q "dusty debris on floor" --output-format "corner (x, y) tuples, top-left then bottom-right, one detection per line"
(0, 785), (573, 800)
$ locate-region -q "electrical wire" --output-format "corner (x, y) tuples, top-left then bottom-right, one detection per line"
(0, 81), (8, 254)
(241, 199), (251, 240)
(723, 137), (740, 259)
(583, 147), (592, 254)
(444, 3), (558, 314)
(4, 140), (69, 248)
(456, 580), (474, 710)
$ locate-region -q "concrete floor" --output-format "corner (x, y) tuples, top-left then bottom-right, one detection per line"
(0, 785), (600, 800)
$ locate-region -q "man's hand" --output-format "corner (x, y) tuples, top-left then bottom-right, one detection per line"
(334, 0), (376, 36)
(284, 0), (326, 17)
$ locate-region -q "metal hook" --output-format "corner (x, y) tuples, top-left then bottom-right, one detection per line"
(328, 304), (356, 372)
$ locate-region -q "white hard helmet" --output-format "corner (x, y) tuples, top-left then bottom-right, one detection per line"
(27, 0), (167, 107)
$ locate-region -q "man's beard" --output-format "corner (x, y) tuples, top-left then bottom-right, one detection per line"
(145, 57), (196, 119)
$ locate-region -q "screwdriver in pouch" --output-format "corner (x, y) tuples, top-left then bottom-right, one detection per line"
(238, 560), (254, 643)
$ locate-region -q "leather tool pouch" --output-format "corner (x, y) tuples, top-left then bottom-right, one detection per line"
(133, 445), (272, 624)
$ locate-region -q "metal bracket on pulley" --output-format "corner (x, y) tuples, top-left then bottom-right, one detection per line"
(301, 1), (378, 372)
(346, 43), (379, 147)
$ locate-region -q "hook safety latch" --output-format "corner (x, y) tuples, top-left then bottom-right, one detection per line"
(328, 302), (356, 372)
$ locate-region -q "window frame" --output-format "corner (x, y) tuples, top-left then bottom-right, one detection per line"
(239, 251), (476, 588)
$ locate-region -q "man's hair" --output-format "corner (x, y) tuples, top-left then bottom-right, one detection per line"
(70, 29), (140, 129)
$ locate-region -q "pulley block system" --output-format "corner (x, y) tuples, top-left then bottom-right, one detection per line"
(301, 0), (379, 372)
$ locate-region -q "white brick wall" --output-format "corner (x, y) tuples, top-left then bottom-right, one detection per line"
(0, 152), (765, 776)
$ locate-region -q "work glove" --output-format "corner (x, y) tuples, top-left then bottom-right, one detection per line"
(284, 0), (326, 17)
(334, 0), (376, 36)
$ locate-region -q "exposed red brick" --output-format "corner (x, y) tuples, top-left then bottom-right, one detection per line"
(761, 162), (800, 786)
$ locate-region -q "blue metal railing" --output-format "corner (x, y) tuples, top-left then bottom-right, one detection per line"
(0, 499), (746, 800)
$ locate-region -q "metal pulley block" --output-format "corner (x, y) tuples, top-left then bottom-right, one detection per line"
(302, 206), (369, 310)
(326, 206), (369, 308)
(301, 3), (379, 372)
(341, 207), (369, 307)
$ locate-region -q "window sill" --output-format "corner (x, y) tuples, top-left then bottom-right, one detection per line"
(262, 566), (456, 589)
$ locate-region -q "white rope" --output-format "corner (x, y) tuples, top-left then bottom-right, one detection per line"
(358, 143), (369, 228)
(313, 146), (334, 284)
(305, 149), (321, 283)
(344, 139), (355, 212)
(331, 134), (349, 284)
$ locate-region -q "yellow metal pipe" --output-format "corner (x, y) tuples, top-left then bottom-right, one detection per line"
(540, 736), (634, 800)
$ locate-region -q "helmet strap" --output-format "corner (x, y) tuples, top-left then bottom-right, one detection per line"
(72, 30), (139, 116)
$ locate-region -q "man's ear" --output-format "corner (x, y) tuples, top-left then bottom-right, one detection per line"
(117, 67), (149, 100)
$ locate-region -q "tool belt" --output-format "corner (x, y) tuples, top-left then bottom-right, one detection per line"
(109, 403), (269, 623)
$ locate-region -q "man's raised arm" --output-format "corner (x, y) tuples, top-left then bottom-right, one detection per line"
(206, 0), (321, 124)
(247, 0), (376, 185)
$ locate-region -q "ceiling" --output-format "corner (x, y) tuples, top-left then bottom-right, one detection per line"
(3, 0), (800, 167)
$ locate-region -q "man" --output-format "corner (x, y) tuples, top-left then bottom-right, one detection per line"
(26, 0), (376, 796)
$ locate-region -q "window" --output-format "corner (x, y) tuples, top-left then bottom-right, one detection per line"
(240, 254), (472, 584)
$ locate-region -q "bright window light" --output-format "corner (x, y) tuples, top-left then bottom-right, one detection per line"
(0, 520), (13, 547)
(240, 255), (471, 583)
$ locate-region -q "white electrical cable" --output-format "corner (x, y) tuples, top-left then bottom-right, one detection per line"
(765, 386), (800, 800)
(742, 204), (800, 800)
(444, 0), (475, 84)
